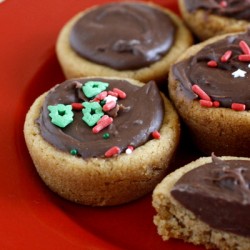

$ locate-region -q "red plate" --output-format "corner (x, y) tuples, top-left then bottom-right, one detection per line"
(0, 0), (203, 249)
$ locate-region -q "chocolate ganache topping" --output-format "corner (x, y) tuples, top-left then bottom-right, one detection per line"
(184, 0), (250, 21)
(37, 78), (164, 158)
(69, 2), (176, 70)
(171, 155), (250, 237)
(173, 30), (250, 110)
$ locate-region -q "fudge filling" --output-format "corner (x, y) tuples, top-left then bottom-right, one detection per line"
(69, 2), (176, 70)
(171, 155), (250, 237)
(173, 30), (250, 110)
(184, 0), (250, 21)
(37, 78), (164, 158)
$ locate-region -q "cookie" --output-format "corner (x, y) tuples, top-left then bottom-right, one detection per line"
(153, 154), (250, 250)
(56, 2), (193, 83)
(178, 0), (250, 40)
(168, 30), (250, 157)
(24, 77), (180, 206)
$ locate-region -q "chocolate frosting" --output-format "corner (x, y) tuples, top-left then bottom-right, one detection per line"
(37, 78), (164, 158)
(172, 30), (250, 109)
(69, 2), (176, 70)
(184, 0), (250, 21)
(171, 155), (250, 237)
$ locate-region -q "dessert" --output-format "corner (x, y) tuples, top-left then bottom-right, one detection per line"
(168, 30), (250, 157)
(153, 154), (250, 250)
(178, 0), (250, 40)
(56, 2), (193, 83)
(24, 77), (180, 206)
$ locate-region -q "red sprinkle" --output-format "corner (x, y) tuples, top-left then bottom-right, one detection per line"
(192, 85), (211, 101)
(92, 115), (113, 133)
(108, 91), (118, 97)
(213, 101), (220, 107)
(95, 91), (108, 100)
(239, 40), (250, 55)
(220, 50), (232, 62)
(207, 60), (218, 67)
(231, 103), (246, 111)
(219, 1), (227, 7)
(103, 100), (116, 112)
(113, 88), (126, 99)
(200, 100), (213, 107)
(105, 146), (120, 157)
(152, 130), (161, 139)
(71, 103), (84, 110)
(127, 145), (134, 151)
(238, 54), (250, 62)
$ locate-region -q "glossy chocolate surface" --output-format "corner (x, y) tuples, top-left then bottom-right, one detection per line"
(37, 78), (164, 158)
(172, 30), (250, 109)
(70, 2), (176, 70)
(171, 156), (250, 237)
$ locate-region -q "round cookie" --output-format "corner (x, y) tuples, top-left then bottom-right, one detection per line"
(178, 0), (250, 41)
(168, 30), (250, 157)
(24, 77), (180, 206)
(56, 2), (193, 83)
(153, 155), (250, 250)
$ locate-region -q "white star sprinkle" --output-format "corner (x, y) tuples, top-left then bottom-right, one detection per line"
(232, 69), (247, 78)
(248, 64), (250, 68)
(104, 95), (117, 103)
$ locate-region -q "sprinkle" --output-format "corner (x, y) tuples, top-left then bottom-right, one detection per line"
(125, 145), (134, 154)
(70, 149), (78, 155)
(82, 102), (104, 126)
(92, 115), (113, 133)
(207, 60), (218, 67)
(102, 133), (110, 139)
(231, 103), (246, 111)
(232, 69), (247, 78)
(95, 91), (108, 101)
(192, 84), (211, 101)
(213, 101), (220, 107)
(220, 50), (232, 62)
(238, 54), (250, 62)
(105, 146), (121, 157)
(48, 104), (74, 128)
(71, 102), (84, 110)
(239, 40), (250, 55)
(152, 130), (161, 139)
(113, 88), (127, 99)
(82, 81), (109, 98)
(107, 91), (118, 97)
(200, 99), (213, 107)
(99, 100), (106, 106)
(103, 100), (116, 112)
(219, 1), (227, 8)
(104, 95), (118, 103)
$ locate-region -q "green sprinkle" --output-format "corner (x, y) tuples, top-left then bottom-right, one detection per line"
(100, 100), (106, 106)
(82, 81), (109, 98)
(103, 133), (110, 139)
(70, 149), (78, 155)
(82, 101), (104, 126)
(48, 104), (74, 128)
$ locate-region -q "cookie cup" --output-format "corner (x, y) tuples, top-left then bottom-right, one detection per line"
(152, 156), (250, 250)
(178, 0), (250, 41)
(24, 77), (180, 206)
(168, 33), (250, 157)
(56, 2), (193, 83)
